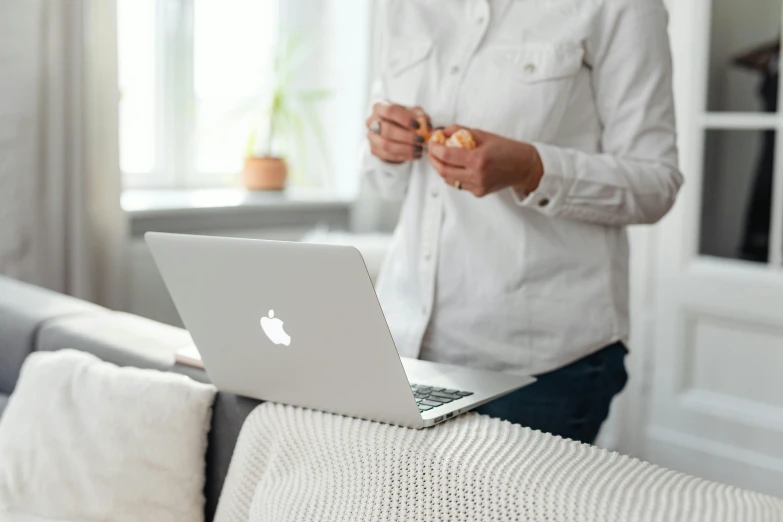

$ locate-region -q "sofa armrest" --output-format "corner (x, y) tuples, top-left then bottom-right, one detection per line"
(0, 276), (103, 394)
(36, 311), (191, 370)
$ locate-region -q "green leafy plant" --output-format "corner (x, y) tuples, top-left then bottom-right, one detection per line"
(227, 32), (331, 185)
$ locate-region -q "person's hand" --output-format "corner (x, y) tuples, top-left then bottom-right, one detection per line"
(366, 102), (431, 164)
(427, 125), (544, 197)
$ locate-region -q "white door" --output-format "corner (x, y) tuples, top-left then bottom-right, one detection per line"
(644, 0), (783, 496)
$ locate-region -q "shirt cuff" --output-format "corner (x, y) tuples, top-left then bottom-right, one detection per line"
(511, 141), (573, 214)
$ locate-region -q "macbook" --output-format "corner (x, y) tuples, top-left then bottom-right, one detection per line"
(146, 232), (534, 428)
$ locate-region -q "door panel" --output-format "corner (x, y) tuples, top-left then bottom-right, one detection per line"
(645, 0), (783, 497)
(649, 261), (783, 495)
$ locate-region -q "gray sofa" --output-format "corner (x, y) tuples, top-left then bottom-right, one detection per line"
(0, 275), (258, 522)
(5, 275), (783, 522)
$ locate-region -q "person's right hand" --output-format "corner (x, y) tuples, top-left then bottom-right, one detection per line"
(366, 103), (431, 164)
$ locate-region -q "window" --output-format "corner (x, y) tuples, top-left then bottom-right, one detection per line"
(118, 0), (372, 193)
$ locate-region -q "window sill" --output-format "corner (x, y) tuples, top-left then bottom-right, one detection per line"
(123, 187), (354, 237)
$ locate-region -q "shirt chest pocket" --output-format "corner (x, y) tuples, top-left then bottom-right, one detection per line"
(385, 39), (433, 107)
(466, 42), (584, 141)
(498, 42), (583, 83)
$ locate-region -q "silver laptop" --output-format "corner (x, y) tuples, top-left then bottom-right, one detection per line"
(146, 232), (534, 429)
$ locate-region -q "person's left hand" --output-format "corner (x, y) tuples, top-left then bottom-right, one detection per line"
(427, 125), (544, 198)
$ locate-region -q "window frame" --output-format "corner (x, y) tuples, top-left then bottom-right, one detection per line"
(120, 0), (374, 194)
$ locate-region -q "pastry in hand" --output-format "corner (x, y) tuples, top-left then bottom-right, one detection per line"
(415, 115), (432, 142)
(445, 128), (476, 150)
(429, 129), (447, 145)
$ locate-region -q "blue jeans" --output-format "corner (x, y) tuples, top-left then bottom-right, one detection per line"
(474, 342), (628, 444)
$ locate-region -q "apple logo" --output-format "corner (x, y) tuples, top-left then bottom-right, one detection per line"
(260, 309), (291, 346)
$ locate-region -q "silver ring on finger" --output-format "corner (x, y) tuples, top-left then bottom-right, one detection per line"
(369, 120), (381, 135)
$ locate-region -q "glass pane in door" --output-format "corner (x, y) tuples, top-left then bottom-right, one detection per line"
(700, 129), (775, 263)
(707, 0), (781, 112)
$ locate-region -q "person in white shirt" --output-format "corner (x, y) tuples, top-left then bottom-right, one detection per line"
(363, 0), (682, 443)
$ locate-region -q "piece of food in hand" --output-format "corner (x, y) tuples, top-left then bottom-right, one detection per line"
(429, 129), (447, 145)
(416, 115), (432, 142)
(445, 129), (476, 150)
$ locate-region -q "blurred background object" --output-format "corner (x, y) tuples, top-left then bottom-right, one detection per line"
(236, 32), (332, 191)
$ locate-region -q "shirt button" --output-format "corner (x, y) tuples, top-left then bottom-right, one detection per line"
(422, 306), (428, 316)
(423, 248), (431, 260)
(430, 188), (439, 198)
(524, 63), (536, 74)
(450, 65), (460, 75)
(477, 16), (485, 25)
(538, 198), (550, 207)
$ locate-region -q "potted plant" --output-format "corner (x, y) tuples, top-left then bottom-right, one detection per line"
(241, 34), (330, 191)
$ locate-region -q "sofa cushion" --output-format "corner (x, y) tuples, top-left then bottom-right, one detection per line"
(34, 313), (260, 522)
(0, 276), (102, 394)
(0, 349), (216, 522)
(36, 311), (190, 370)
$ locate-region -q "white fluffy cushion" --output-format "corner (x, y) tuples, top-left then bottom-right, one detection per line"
(0, 349), (216, 522)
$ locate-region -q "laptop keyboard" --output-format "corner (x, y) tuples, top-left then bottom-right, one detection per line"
(411, 383), (474, 413)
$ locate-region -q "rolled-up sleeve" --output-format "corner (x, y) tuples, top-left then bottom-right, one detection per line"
(513, 0), (683, 226)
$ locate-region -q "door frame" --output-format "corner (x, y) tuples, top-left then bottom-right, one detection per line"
(631, 0), (783, 494)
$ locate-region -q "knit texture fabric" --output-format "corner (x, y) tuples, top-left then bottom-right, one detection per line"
(215, 402), (783, 522)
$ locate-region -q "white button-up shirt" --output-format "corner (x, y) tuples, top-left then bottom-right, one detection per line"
(362, 0), (682, 375)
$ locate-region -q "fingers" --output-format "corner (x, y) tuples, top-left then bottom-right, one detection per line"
(368, 131), (423, 163)
(441, 176), (480, 195)
(427, 150), (469, 180)
(367, 102), (427, 162)
(373, 102), (421, 131)
(410, 106), (433, 130)
(379, 119), (425, 146)
(366, 103), (427, 163)
(428, 141), (489, 197)
(438, 170), (482, 196)
(428, 142), (473, 168)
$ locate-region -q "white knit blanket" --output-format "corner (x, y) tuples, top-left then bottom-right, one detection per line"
(215, 403), (783, 522)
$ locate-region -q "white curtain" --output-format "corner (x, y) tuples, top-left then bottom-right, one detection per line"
(0, 0), (126, 309)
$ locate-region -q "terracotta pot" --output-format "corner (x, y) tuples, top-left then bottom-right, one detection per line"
(241, 156), (288, 191)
